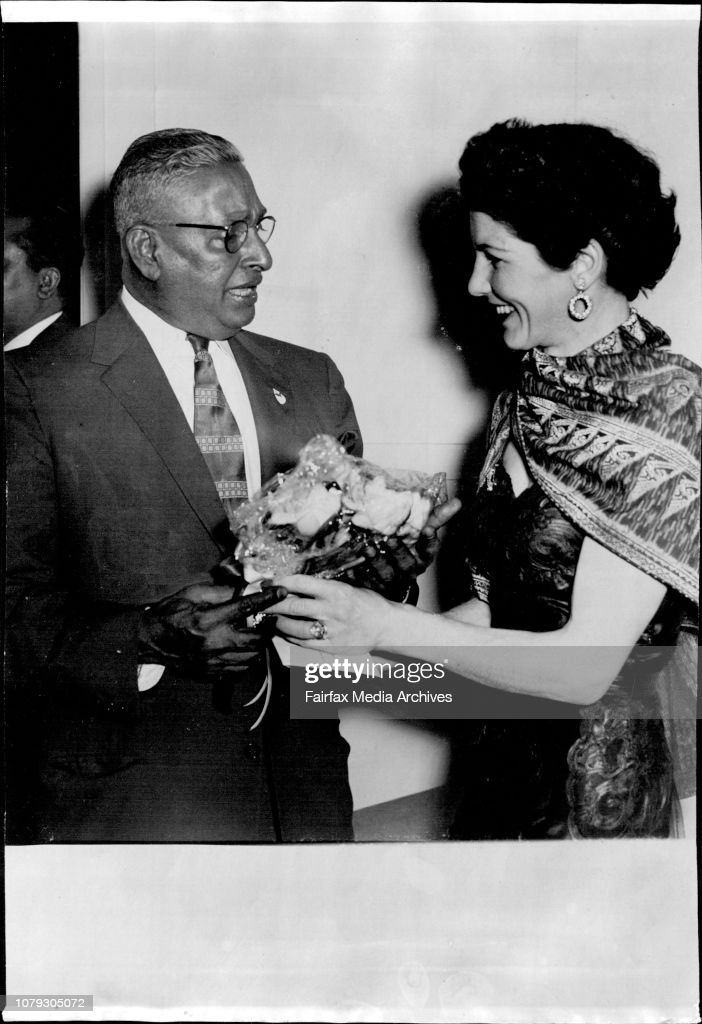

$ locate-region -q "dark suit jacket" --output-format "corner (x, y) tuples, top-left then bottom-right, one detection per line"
(5, 298), (361, 843)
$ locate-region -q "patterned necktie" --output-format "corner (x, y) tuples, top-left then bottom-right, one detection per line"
(187, 333), (248, 523)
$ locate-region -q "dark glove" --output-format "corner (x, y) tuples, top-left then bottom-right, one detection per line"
(345, 497), (463, 602)
(138, 583), (287, 673)
(346, 535), (424, 602)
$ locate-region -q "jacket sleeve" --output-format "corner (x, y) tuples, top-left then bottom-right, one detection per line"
(5, 360), (142, 709)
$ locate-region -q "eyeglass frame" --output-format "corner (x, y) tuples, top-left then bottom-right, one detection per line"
(141, 215), (276, 254)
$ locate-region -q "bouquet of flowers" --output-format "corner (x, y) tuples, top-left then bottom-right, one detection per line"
(229, 434), (447, 585)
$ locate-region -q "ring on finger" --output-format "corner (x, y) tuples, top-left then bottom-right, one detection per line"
(309, 619), (328, 640)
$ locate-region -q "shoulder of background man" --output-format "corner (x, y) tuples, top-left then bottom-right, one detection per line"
(35, 311), (77, 345)
(5, 299), (138, 384)
(3, 312), (77, 363)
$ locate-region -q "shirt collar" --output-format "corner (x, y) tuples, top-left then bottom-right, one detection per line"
(3, 311), (63, 352)
(120, 287), (233, 360)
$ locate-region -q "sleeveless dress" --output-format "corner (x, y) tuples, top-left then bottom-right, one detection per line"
(449, 462), (686, 840)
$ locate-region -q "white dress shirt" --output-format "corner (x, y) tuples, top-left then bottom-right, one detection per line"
(120, 287), (263, 690)
(121, 287), (262, 492)
(4, 311), (63, 352)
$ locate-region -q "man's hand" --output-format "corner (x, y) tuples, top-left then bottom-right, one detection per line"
(345, 497), (462, 602)
(414, 495), (463, 568)
(138, 584), (287, 672)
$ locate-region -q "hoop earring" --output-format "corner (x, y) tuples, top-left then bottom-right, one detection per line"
(568, 285), (593, 321)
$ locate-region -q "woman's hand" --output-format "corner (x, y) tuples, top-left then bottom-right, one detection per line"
(267, 575), (395, 650)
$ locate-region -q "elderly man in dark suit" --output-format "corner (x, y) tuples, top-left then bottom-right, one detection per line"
(3, 205), (84, 351)
(6, 128), (421, 843)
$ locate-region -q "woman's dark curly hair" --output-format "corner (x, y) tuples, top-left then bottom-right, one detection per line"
(458, 119), (680, 300)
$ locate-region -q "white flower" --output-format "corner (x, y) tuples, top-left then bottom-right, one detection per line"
(397, 492), (432, 539)
(347, 477), (413, 535)
(329, 462), (364, 492)
(269, 483), (342, 537)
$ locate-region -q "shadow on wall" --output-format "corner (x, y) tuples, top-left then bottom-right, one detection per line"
(388, 185), (526, 841)
(413, 183), (521, 611)
(83, 185), (123, 317)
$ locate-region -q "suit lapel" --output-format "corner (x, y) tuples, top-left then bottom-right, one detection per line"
(91, 301), (229, 550)
(228, 333), (300, 484)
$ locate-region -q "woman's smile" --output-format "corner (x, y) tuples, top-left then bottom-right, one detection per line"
(469, 211), (574, 352)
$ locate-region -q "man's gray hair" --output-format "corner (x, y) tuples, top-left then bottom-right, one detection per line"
(111, 128), (243, 237)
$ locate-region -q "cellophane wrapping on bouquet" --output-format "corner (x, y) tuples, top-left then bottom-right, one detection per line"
(229, 434), (447, 584)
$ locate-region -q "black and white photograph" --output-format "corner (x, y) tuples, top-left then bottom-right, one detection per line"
(3, 1), (700, 1020)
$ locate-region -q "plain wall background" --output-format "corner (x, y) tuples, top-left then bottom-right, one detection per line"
(77, 11), (702, 811)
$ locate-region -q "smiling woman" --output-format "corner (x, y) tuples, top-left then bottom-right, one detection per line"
(466, 210), (608, 354)
(462, 120), (678, 358)
(273, 118), (701, 840)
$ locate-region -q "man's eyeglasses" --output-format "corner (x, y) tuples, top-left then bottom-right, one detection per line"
(149, 216), (276, 254)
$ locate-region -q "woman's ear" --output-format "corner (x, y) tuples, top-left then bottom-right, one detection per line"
(124, 225), (161, 281)
(570, 239), (607, 290)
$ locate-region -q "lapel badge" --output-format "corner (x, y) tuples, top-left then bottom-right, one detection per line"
(272, 388), (287, 405)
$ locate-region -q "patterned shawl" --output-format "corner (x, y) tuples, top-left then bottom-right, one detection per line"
(479, 311), (701, 604)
